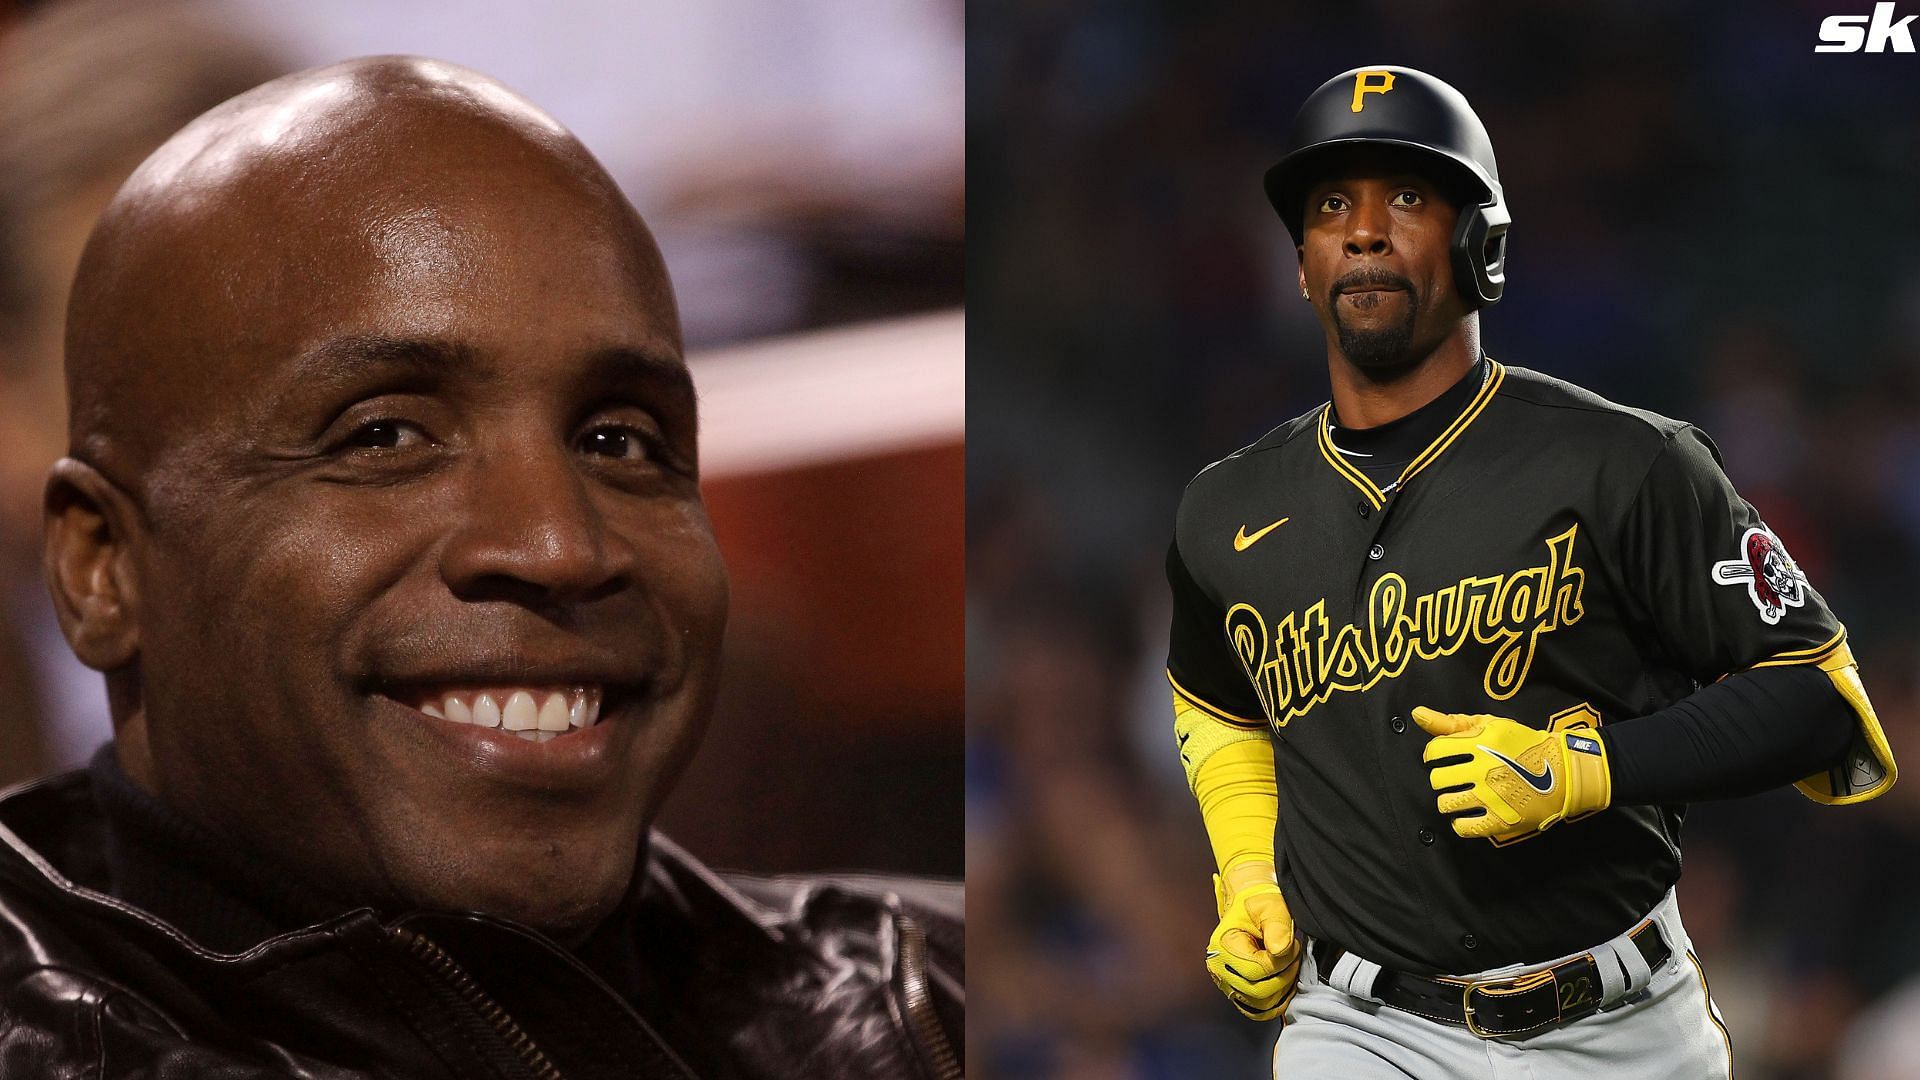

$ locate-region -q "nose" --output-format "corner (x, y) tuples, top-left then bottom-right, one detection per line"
(1344, 200), (1393, 257)
(439, 439), (637, 609)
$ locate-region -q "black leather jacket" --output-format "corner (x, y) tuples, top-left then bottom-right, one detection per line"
(0, 770), (963, 1078)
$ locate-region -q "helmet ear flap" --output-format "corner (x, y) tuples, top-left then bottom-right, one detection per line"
(1451, 197), (1509, 308)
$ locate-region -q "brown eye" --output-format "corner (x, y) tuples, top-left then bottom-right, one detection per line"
(1318, 194), (1346, 213)
(343, 419), (426, 450)
(1392, 190), (1422, 207)
(579, 426), (650, 461)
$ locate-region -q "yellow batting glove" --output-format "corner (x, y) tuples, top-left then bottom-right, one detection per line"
(1411, 707), (1611, 843)
(1205, 862), (1301, 1021)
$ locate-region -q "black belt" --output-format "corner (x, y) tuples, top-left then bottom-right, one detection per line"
(1310, 921), (1671, 1038)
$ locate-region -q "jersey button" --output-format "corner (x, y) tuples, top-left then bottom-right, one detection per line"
(1462, 933), (1478, 950)
(1417, 828), (1433, 845)
(1356, 501), (1372, 519)
(1389, 715), (1406, 734)
(1368, 543), (1385, 561)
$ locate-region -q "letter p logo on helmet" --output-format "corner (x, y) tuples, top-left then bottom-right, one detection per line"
(1350, 70), (1395, 112)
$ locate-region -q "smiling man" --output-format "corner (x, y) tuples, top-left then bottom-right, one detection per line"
(1166, 67), (1892, 1078)
(0, 56), (961, 1079)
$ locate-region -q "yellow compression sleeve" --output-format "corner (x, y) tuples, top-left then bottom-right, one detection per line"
(1195, 740), (1279, 873)
(1175, 690), (1277, 873)
(1794, 641), (1898, 805)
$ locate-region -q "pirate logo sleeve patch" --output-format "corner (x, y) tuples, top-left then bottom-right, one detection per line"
(1711, 525), (1809, 625)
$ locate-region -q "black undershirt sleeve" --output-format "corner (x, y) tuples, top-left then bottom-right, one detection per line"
(1598, 664), (1857, 805)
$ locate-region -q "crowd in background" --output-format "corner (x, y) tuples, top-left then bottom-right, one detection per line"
(0, 0), (963, 876)
(969, 2), (1920, 1077)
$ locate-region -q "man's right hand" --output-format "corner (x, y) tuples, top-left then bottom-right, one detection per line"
(1205, 863), (1301, 1021)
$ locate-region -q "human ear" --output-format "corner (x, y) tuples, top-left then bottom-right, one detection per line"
(43, 457), (142, 672)
(1297, 253), (1309, 301)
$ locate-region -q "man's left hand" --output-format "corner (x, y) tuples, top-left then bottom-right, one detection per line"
(1412, 707), (1612, 843)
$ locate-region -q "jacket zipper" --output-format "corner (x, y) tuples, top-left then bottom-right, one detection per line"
(393, 926), (565, 1080)
(896, 916), (961, 1080)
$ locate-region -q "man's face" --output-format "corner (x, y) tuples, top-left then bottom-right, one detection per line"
(118, 133), (727, 942)
(1295, 148), (1469, 374)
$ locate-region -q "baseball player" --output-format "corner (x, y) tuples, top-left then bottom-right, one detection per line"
(1167, 66), (1896, 1078)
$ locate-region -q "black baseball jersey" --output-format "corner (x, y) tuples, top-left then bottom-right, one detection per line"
(1168, 360), (1852, 975)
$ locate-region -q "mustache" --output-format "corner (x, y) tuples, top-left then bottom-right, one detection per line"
(1332, 268), (1415, 296)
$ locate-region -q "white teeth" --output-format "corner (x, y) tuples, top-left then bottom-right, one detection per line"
(417, 685), (608, 734)
(537, 692), (570, 731)
(572, 687), (603, 728)
(473, 693), (504, 728)
(502, 690), (538, 731)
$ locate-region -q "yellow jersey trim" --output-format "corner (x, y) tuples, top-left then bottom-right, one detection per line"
(1313, 360), (1506, 508)
(1745, 627), (1846, 669)
(1399, 360), (1505, 488)
(1316, 407), (1386, 508)
(1167, 670), (1267, 729)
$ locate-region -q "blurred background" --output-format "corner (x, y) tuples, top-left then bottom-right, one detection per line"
(0, 0), (961, 877)
(969, 2), (1920, 1077)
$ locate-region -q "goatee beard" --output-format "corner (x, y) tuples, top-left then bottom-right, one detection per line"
(1334, 302), (1418, 374)
(1329, 268), (1422, 375)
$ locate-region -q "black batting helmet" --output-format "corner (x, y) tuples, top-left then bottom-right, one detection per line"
(1264, 66), (1509, 307)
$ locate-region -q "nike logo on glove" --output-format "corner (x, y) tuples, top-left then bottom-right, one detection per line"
(1482, 745), (1554, 793)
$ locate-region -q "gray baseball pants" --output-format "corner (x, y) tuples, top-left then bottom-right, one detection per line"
(1271, 890), (1734, 1079)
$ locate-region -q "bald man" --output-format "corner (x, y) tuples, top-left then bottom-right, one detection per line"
(0, 56), (961, 1079)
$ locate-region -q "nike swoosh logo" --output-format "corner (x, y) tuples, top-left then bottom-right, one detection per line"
(1481, 745), (1554, 793)
(1233, 518), (1290, 552)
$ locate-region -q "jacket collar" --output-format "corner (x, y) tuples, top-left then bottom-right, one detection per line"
(0, 767), (958, 1079)
(0, 764), (775, 964)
